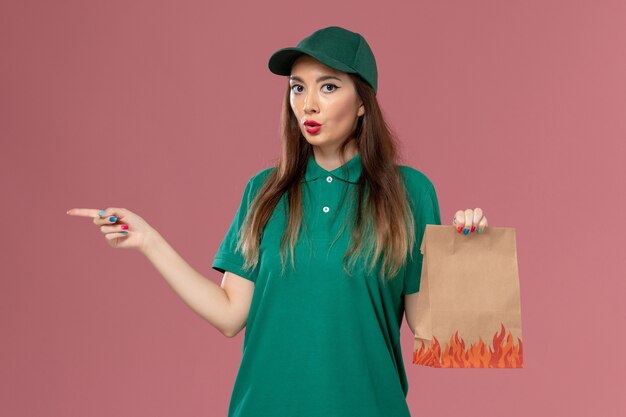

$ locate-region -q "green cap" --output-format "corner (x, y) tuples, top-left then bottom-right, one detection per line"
(268, 26), (378, 94)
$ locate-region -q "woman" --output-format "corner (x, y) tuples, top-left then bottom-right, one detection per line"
(67, 26), (488, 417)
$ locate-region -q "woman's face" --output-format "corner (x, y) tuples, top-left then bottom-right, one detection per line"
(289, 55), (365, 152)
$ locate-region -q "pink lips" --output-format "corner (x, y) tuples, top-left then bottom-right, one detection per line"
(304, 120), (321, 134)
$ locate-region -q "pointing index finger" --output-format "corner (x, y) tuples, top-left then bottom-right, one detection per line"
(66, 208), (105, 218)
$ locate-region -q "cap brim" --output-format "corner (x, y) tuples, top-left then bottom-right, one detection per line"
(268, 47), (356, 76)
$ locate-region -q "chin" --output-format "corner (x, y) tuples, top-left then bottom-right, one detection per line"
(303, 137), (329, 146)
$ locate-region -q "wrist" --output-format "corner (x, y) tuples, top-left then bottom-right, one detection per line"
(141, 227), (163, 257)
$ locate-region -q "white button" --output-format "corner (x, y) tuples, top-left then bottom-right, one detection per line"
(326, 176), (333, 183)
(322, 206), (330, 213)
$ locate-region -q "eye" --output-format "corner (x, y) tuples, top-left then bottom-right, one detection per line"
(290, 83), (340, 94)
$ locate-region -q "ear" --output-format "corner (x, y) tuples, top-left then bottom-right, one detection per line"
(357, 101), (365, 117)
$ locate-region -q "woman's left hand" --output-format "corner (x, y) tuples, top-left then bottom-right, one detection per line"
(452, 208), (488, 235)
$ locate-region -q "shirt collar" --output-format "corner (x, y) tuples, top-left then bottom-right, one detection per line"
(303, 152), (362, 184)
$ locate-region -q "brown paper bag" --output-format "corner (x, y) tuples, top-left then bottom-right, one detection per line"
(412, 225), (524, 368)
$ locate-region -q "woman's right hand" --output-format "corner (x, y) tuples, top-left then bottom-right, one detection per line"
(66, 207), (157, 253)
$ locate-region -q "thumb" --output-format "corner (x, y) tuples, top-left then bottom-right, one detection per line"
(98, 207), (132, 220)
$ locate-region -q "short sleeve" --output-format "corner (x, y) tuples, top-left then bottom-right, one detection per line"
(403, 180), (442, 295)
(211, 177), (260, 283)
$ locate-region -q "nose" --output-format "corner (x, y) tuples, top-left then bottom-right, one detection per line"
(303, 92), (319, 114)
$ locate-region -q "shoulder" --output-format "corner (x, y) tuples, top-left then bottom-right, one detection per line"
(246, 166), (276, 194)
(397, 164), (439, 209)
(397, 165), (436, 194)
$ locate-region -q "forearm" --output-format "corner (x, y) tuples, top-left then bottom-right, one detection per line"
(141, 230), (232, 336)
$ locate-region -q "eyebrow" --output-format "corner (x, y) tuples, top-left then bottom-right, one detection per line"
(289, 75), (343, 83)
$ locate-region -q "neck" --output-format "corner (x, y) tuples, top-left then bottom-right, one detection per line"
(312, 139), (359, 171)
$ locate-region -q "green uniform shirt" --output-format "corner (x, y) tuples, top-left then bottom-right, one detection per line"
(212, 152), (441, 417)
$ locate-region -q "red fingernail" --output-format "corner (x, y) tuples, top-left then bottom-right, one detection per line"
(121, 225), (129, 230)
(457, 226), (463, 233)
(471, 226), (476, 232)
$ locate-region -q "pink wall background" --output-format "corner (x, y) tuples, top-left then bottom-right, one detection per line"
(2, 0), (624, 416)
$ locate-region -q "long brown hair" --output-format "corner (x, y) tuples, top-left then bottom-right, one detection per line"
(236, 73), (416, 282)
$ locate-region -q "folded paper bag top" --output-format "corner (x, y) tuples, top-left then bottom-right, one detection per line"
(411, 225), (524, 368)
